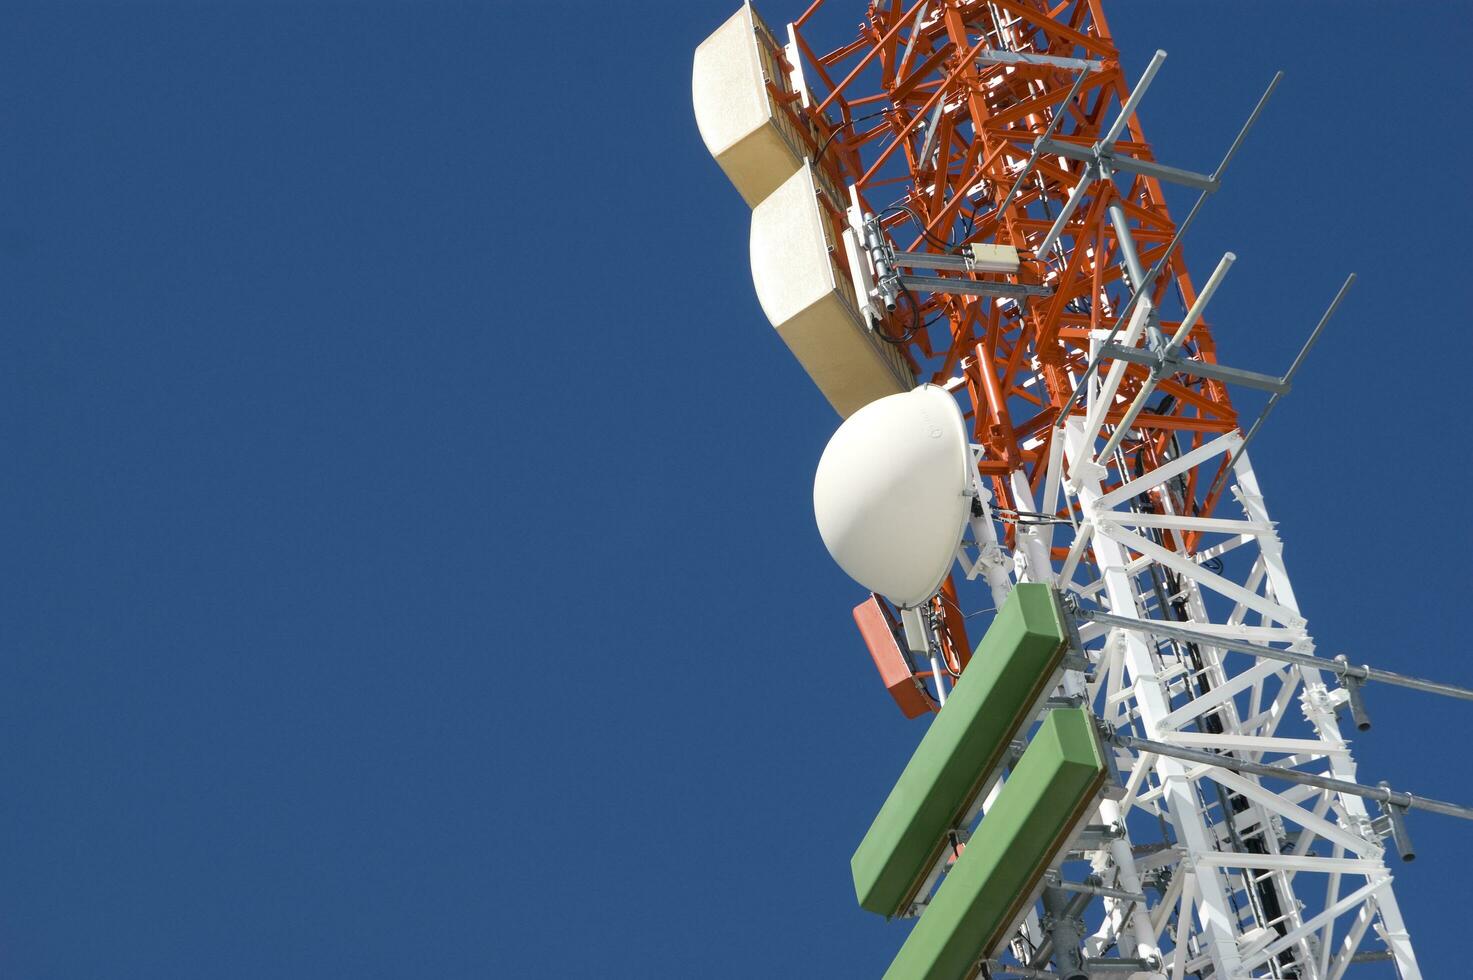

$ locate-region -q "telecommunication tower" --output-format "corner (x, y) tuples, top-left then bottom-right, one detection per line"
(693, 3), (1472, 977)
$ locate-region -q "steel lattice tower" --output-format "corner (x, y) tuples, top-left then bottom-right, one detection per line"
(693, 2), (1453, 976)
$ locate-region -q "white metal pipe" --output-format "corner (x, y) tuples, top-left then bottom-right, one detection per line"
(1107, 203), (1148, 288)
(965, 470), (1016, 611)
(1069, 300), (1154, 486)
(1167, 251), (1235, 350)
(1102, 50), (1166, 147)
(1034, 165), (1095, 261)
(1009, 471), (1055, 586)
(1038, 425), (1068, 536)
(1091, 798), (1161, 964)
(930, 651), (949, 705)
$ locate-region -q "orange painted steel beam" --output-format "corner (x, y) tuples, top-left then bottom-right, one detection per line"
(788, 0), (1237, 530)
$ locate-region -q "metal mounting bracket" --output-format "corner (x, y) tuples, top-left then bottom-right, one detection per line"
(898, 273), (1051, 301)
(1098, 341), (1290, 394)
(1038, 136), (1219, 192)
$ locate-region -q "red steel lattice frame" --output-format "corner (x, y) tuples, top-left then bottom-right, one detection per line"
(781, 0), (1241, 567)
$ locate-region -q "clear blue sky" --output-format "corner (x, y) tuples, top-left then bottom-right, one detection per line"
(1, 2), (1468, 977)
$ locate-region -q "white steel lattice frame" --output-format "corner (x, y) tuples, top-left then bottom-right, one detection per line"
(944, 399), (1418, 980)
(1052, 420), (1418, 980)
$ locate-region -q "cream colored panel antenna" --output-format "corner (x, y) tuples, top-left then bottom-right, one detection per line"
(692, 4), (807, 207)
(750, 163), (913, 417)
(967, 242), (1022, 274)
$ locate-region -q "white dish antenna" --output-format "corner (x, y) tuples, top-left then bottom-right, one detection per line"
(813, 385), (973, 609)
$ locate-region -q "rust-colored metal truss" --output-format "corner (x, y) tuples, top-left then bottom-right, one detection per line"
(784, 0), (1238, 560)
